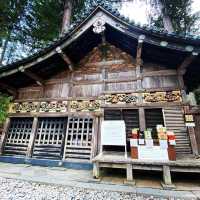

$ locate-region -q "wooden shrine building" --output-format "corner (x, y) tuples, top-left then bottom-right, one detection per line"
(0, 3), (200, 187)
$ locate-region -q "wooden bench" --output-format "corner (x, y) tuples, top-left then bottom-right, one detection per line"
(92, 153), (200, 189)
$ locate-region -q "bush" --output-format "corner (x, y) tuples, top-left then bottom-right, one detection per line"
(194, 89), (200, 105)
(0, 93), (12, 124)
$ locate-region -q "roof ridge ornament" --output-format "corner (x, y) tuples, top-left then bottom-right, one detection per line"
(93, 18), (106, 34)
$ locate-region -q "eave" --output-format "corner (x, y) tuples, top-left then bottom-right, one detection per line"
(0, 4), (200, 94)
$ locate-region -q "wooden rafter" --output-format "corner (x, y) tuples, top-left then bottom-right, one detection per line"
(19, 67), (44, 86)
(56, 47), (74, 71)
(178, 52), (198, 75)
(0, 82), (17, 96)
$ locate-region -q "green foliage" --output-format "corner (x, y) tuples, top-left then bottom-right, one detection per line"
(0, 0), (29, 64)
(0, 93), (11, 123)
(150, 0), (200, 35)
(194, 89), (200, 105)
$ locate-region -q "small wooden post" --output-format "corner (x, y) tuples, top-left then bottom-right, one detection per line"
(0, 118), (10, 155)
(162, 165), (175, 189)
(26, 117), (38, 158)
(125, 163), (135, 185)
(184, 106), (199, 156)
(126, 164), (133, 181)
(163, 165), (172, 185)
(93, 162), (100, 178)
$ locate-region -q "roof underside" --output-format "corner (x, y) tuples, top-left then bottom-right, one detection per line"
(0, 6), (200, 93)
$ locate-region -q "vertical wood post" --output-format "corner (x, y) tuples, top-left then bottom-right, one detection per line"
(93, 162), (100, 178)
(91, 116), (99, 159)
(26, 117), (38, 158)
(184, 106), (199, 156)
(68, 72), (74, 98)
(126, 164), (133, 181)
(163, 165), (172, 185)
(102, 68), (107, 92)
(139, 107), (146, 131)
(136, 35), (144, 92)
(177, 73), (187, 103)
(0, 118), (10, 155)
(188, 127), (199, 156)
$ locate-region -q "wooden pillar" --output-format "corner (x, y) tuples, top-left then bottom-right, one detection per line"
(177, 73), (187, 103)
(184, 106), (199, 156)
(26, 117), (38, 158)
(93, 162), (100, 178)
(188, 127), (199, 156)
(163, 165), (172, 185)
(102, 67), (108, 92)
(139, 107), (146, 131)
(0, 118), (10, 155)
(136, 35), (144, 92)
(68, 72), (74, 98)
(91, 116), (99, 159)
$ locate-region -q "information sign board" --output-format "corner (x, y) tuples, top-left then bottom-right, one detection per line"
(101, 120), (126, 146)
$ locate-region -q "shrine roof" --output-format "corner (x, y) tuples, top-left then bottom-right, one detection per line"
(0, 2), (200, 93)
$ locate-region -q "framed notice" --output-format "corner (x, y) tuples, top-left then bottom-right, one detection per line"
(185, 115), (195, 127)
(100, 120), (127, 157)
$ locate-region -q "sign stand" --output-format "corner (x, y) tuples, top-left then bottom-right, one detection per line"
(100, 120), (127, 158)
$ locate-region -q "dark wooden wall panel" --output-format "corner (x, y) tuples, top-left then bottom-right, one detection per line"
(106, 82), (137, 91)
(142, 76), (179, 89)
(72, 84), (102, 97)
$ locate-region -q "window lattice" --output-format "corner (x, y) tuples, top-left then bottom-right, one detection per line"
(4, 118), (33, 156)
(33, 117), (67, 160)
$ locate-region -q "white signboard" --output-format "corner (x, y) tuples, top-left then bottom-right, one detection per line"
(138, 146), (169, 161)
(101, 120), (126, 146)
(185, 122), (195, 127)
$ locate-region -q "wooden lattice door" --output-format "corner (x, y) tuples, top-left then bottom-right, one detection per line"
(4, 118), (33, 156)
(32, 117), (67, 160)
(63, 116), (94, 161)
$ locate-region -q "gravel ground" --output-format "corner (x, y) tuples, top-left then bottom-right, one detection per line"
(0, 177), (187, 200)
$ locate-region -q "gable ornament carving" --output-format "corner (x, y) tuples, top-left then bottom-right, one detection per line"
(93, 18), (106, 34)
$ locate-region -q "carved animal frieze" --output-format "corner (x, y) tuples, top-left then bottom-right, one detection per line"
(143, 91), (182, 103)
(39, 101), (68, 112)
(103, 93), (138, 104)
(70, 100), (101, 112)
(9, 102), (39, 113)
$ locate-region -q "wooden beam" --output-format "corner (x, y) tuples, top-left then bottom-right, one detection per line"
(178, 52), (198, 74)
(0, 82), (17, 96)
(19, 67), (44, 86)
(56, 47), (74, 71)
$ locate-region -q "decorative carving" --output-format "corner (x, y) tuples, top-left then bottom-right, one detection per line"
(93, 18), (105, 34)
(70, 100), (101, 112)
(103, 94), (138, 104)
(9, 102), (39, 113)
(39, 101), (68, 112)
(143, 91), (182, 103)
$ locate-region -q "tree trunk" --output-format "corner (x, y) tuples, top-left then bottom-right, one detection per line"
(0, 33), (10, 67)
(61, 0), (73, 34)
(158, 0), (174, 33)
